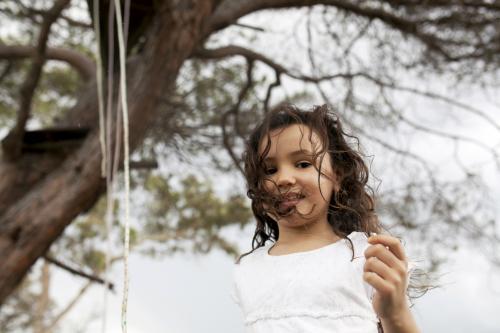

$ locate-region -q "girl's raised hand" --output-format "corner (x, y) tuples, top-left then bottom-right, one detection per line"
(363, 234), (411, 325)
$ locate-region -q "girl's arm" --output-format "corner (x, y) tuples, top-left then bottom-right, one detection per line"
(379, 308), (420, 333)
(363, 234), (421, 333)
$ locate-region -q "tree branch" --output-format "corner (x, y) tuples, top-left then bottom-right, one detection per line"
(206, 0), (326, 34)
(129, 159), (158, 170)
(220, 59), (254, 176)
(17, 3), (92, 29)
(234, 22), (265, 32)
(205, 0), (499, 62)
(315, 82), (439, 193)
(384, 0), (500, 11)
(263, 70), (281, 113)
(0, 62), (13, 83)
(194, 45), (375, 83)
(0, 45), (96, 81)
(380, 91), (500, 170)
(381, 83), (500, 134)
(1, 0), (71, 161)
(44, 255), (114, 291)
(197, 44), (500, 151)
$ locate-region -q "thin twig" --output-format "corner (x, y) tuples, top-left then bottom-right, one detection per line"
(44, 255), (114, 291)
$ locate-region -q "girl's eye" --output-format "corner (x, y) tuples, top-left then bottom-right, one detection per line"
(264, 167), (276, 175)
(297, 162), (311, 168)
(264, 162), (311, 175)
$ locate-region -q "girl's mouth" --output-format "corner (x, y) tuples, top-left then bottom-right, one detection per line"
(278, 197), (303, 211)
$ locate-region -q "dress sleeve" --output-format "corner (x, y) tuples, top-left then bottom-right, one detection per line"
(347, 232), (376, 301)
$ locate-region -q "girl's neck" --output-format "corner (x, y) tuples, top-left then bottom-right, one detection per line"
(275, 219), (340, 248)
(269, 228), (341, 256)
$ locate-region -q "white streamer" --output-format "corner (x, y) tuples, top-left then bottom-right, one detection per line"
(92, 3), (112, 332)
(112, 0), (131, 332)
(93, 0), (106, 178)
(93, 1), (130, 331)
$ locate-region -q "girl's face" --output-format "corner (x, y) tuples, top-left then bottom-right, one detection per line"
(258, 124), (338, 227)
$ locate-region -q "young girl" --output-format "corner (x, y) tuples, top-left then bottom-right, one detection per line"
(231, 104), (420, 333)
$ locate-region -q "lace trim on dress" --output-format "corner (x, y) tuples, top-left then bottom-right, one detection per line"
(245, 309), (379, 326)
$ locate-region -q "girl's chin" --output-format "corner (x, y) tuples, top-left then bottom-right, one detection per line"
(278, 202), (312, 219)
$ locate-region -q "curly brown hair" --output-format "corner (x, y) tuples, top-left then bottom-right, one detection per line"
(237, 103), (383, 264)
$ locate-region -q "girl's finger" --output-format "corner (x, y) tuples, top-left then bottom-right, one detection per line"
(364, 256), (401, 284)
(363, 271), (393, 296)
(368, 234), (406, 262)
(364, 244), (407, 275)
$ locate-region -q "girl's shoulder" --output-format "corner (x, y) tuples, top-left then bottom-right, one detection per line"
(234, 243), (271, 266)
(344, 231), (376, 259)
(346, 230), (372, 242)
(346, 230), (372, 243)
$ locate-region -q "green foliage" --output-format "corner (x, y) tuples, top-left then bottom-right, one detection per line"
(0, 59), (83, 129)
(35, 65), (82, 124)
(0, 15), (89, 130)
(0, 60), (25, 128)
(82, 249), (106, 273)
(0, 263), (57, 332)
(176, 174), (250, 230)
(44, 170), (252, 277)
(48, 195), (119, 277)
(144, 173), (180, 219)
(141, 172), (252, 257)
(0, 275), (40, 332)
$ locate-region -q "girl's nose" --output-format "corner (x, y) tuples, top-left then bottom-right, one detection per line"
(276, 169), (296, 188)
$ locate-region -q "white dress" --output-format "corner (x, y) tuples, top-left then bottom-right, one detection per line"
(231, 231), (409, 333)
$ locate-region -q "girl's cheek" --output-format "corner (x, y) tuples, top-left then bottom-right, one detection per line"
(262, 177), (275, 191)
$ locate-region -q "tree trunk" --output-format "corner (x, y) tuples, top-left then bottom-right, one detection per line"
(0, 0), (215, 305)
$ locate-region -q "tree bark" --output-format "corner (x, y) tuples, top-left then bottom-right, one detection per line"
(0, 45), (96, 81)
(0, 0), (215, 305)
